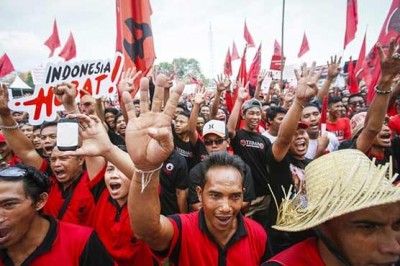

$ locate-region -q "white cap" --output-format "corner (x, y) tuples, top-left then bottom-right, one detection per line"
(203, 120), (227, 138)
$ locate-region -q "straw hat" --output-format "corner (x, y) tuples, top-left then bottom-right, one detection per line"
(272, 149), (400, 232)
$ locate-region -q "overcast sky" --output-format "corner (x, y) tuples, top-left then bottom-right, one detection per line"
(0, 0), (394, 79)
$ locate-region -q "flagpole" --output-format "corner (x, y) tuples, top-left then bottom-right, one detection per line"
(280, 0), (285, 90)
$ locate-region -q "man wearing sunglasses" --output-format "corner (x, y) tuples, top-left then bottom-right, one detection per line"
(0, 164), (114, 265)
(188, 120), (255, 212)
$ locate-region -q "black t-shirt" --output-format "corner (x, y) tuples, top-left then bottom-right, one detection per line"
(230, 129), (272, 197)
(107, 129), (126, 151)
(159, 150), (189, 215)
(188, 160), (256, 206)
(173, 126), (208, 170)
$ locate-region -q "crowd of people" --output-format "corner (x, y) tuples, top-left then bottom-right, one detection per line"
(0, 39), (399, 265)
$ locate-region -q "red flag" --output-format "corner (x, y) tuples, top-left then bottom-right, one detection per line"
(0, 53), (15, 78)
(224, 48), (232, 76)
(297, 32), (310, 58)
(354, 30), (366, 78)
(344, 0), (358, 49)
(58, 32), (76, 61)
(248, 44), (262, 88)
(231, 41), (240, 60)
(116, 0), (155, 96)
(236, 46), (248, 85)
(347, 58), (359, 94)
(320, 96), (328, 134)
(273, 39), (282, 56)
(363, 0), (400, 103)
(244, 21), (255, 47)
(190, 75), (199, 84)
(44, 19), (61, 57)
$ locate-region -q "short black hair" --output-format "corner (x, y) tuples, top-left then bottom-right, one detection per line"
(304, 101), (321, 112)
(114, 113), (124, 124)
(266, 106), (287, 124)
(199, 152), (246, 189)
(40, 121), (58, 134)
(0, 164), (51, 204)
(104, 107), (119, 116)
(328, 96), (343, 106)
(133, 99), (140, 105)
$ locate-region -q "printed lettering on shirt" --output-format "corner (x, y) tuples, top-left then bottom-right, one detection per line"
(240, 139), (265, 149)
(175, 147), (194, 158)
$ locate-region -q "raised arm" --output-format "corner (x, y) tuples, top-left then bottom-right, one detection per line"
(254, 70), (268, 101)
(357, 39), (400, 153)
(117, 67), (142, 122)
(187, 84), (206, 146)
(0, 85), (42, 168)
(124, 75), (184, 251)
(273, 62), (320, 161)
(227, 83), (249, 138)
(316, 55), (341, 102)
(211, 74), (231, 118)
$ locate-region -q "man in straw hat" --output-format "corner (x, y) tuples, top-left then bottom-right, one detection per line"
(263, 149), (400, 265)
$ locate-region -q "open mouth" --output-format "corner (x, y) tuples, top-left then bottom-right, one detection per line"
(0, 229), (10, 244)
(109, 183), (121, 191)
(215, 216), (232, 226)
(53, 169), (66, 179)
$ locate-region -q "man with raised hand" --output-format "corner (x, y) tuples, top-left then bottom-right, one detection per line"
(124, 75), (267, 266)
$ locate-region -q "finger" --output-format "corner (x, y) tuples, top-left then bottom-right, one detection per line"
(294, 69), (300, 80)
(330, 56), (333, 64)
(327, 60), (330, 67)
(132, 70), (142, 81)
(334, 55), (337, 63)
(63, 148), (87, 157)
(151, 76), (165, 112)
(301, 63), (307, 77)
(376, 43), (385, 61)
(139, 77), (150, 113)
(337, 56), (342, 65)
(309, 61), (316, 76)
(388, 37), (396, 57)
(163, 82), (185, 118)
(122, 91), (137, 121)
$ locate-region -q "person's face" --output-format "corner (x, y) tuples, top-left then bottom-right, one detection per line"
(11, 112), (26, 123)
(174, 107), (184, 120)
(261, 105), (270, 122)
(134, 104), (140, 117)
(40, 125), (57, 156)
(196, 166), (243, 234)
(200, 106), (211, 121)
(348, 96), (365, 113)
(320, 202), (400, 266)
(395, 100), (400, 115)
(328, 102), (345, 119)
(269, 112), (285, 133)
(174, 115), (189, 134)
(80, 97), (96, 115)
(105, 112), (116, 129)
(0, 143), (11, 161)
(243, 107), (261, 131)
(301, 106), (321, 136)
(196, 117), (205, 134)
(32, 129), (42, 150)
(50, 147), (83, 188)
(216, 109), (227, 122)
(116, 116), (126, 137)
(289, 129), (309, 158)
(0, 180), (47, 249)
(203, 133), (230, 154)
(104, 162), (130, 205)
(372, 123), (392, 148)
(20, 124), (33, 140)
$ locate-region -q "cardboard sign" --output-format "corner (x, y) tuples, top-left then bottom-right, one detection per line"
(8, 53), (124, 125)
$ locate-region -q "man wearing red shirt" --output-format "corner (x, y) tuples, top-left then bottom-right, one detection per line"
(326, 96), (351, 142)
(124, 77), (267, 266)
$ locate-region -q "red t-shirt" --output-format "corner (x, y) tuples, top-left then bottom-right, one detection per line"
(265, 237), (325, 266)
(89, 174), (155, 266)
(40, 159), (104, 226)
(155, 210), (267, 266)
(326, 117), (351, 142)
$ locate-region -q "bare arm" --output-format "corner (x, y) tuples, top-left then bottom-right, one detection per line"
(124, 75), (185, 251)
(227, 84), (248, 138)
(316, 55), (342, 102)
(211, 74), (231, 119)
(188, 85), (205, 146)
(356, 39), (400, 153)
(273, 62), (320, 161)
(254, 70), (268, 101)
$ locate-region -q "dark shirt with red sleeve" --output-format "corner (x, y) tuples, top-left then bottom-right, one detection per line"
(89, 172), (156, 266)
(154, 210), (267, 266)
(0, 216), (114, 266)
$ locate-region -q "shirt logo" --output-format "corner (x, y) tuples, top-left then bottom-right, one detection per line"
(240, 139), (265, 149)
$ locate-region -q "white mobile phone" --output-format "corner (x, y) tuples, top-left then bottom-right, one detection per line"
(57, 118), (79, 151)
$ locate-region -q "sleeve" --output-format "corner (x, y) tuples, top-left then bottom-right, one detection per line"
(88, 166), (107, 203)
(79, 231), (115, 266)
(243, 164), (255, 202)
(174, 155), (189, 190)
(344, 118), (352, 140)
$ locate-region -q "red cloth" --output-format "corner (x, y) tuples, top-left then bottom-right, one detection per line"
(244, 21), (255, 47)
(44, 19), (61, 57)
(266, 237), (325, 266)
(344, 0), (358, 49)
(363, 0), (400, 104)
(0, 53), (15, 78)
(224, 48), (233, 76)
(389, 114), (400, 136)
(347, 59), (359, 94)
(231, 41), (240, 60)
(273, 39), (282, 56)
(297, 32), (310, 58)
(354, 31), (366, 78)
(326, 117), (352, 142)
(248, 44), (262, 88)
(58, 32), (76, 61)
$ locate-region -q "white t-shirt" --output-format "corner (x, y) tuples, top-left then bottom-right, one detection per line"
(262, 131), (277, 144)
(305, 131), (340, 160)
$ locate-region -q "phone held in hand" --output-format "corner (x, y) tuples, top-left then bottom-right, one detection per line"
(57, 118), (79, 151)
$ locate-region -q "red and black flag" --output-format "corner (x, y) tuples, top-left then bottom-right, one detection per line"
(224, 48), (232, 76)
(58, 32), (76, 61)
(116, 0), (155, 96)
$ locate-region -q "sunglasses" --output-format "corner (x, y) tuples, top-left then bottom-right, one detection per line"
(204, 138), (226, 146)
